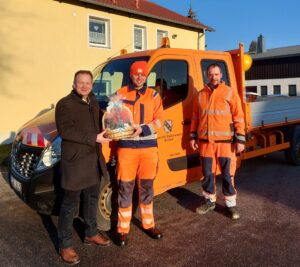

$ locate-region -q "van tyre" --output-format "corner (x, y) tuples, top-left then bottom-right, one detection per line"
(97, 178), (113, 231)
(285, 126), (300, 166)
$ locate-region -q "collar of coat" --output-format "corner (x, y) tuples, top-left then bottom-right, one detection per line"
(205, 81), (226, 92)
(128, 82), (147, 95)
(71, 89), (95, 104)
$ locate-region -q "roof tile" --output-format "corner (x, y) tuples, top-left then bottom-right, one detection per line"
(81, 0), (213, 31)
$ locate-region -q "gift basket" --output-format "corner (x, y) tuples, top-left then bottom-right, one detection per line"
(102, 95), (135, 140)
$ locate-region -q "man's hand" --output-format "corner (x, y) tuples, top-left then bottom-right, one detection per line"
(190, 140), (198, 151)
(235, 143), (245, 154)
(131, 125), (143, 138)
(96, 131), (112, 144)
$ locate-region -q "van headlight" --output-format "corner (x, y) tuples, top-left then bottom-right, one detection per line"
(36, 136), (61, 171)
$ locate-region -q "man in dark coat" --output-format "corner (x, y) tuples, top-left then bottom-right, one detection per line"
(55, 70), (111, 265)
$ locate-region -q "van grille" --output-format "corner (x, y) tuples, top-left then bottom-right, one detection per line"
(11, 141), (43, 179)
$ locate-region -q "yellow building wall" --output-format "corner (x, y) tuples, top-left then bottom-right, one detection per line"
(0, 0), (205, 143)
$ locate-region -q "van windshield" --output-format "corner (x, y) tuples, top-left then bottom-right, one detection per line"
(92, 56), (149, 109)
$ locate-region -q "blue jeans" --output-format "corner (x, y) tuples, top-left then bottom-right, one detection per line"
(58, 184), (100, 249)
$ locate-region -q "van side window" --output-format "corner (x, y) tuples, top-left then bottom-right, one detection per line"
(200, 60), (230, 86)
(148, 60), (188, 109)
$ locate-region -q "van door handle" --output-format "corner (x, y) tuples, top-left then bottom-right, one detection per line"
(182, 120), (191, 125)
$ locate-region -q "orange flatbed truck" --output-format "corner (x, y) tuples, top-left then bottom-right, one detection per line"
(9, 41), (300, 230)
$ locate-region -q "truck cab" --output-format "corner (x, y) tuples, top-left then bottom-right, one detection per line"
(94, 46), (243, 191)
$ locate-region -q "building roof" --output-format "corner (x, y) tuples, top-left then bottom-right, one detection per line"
(251, 45), (300, 60)
(80, 0), (213, 31)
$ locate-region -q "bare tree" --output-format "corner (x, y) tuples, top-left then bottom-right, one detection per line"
(249, 40), (257, 52)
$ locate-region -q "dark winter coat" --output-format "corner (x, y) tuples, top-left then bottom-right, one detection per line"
(55, 90), (107, 190)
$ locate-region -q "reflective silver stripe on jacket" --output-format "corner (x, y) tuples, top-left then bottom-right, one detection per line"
(198, 130), (234, 137)
(152, 119), (161, 129)
(202, 109), (231, 115)
(234, 117), (244, 123)
(124, 133), (158, 141)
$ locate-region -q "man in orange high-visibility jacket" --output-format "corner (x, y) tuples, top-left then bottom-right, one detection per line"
(115, 61), (164, 246)
(190, 63), (246, 220)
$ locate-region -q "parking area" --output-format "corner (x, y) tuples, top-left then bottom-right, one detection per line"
(1, 152), (300, 267)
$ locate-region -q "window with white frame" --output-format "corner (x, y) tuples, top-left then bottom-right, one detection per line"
(273, 85), (281, 95)
(134, 25), (147, 51)
(157, 30), (168, 48)
(261, 85), (268, 96)
(89, 16), (110, 48)
(288, 84), (297, 96)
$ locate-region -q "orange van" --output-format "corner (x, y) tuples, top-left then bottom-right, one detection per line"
(9, 42), (300, 230)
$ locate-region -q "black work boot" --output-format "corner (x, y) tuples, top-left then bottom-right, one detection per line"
(195, 200), (216, 215)
(116, 233), (128, 247)
(144, 227), (163, 239)
(227, 206), (240, 220)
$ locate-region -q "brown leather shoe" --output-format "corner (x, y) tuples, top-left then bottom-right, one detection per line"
(84, 233), (112, 246)
(59, 247), (80, 265)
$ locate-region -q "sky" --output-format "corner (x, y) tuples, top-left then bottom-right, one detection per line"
(150, 0), (300, 51)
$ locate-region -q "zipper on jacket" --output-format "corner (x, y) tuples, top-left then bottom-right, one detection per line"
(207, 88), (214, 142)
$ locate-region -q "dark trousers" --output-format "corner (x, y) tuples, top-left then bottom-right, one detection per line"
(58, 183), (100, 249)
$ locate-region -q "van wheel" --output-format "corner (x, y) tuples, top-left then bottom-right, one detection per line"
(97, 178), (112, 231)
(285, 126), (300, 166)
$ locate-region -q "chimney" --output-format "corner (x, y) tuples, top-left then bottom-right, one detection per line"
(257, 34), (266, 53)
(135, 0), (139, 9)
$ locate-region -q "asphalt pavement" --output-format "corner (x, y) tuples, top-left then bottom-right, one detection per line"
(0, 152), (300, 267)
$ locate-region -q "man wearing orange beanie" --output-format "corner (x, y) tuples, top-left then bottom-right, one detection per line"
(115, 61), (164, 246)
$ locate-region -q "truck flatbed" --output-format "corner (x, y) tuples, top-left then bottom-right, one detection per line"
(249, 96), (300, 128)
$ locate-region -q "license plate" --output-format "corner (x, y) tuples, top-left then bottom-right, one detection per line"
(11, 175), (22, 193)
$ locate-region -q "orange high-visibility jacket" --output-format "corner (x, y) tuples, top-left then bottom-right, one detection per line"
(190, 82), (245, 143)
(117, 84), (164, 148)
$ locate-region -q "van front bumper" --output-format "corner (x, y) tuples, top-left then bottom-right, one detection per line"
(9, 163), (62, 215)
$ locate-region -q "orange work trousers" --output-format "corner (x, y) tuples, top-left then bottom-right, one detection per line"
(117, 147), (158, 234)
(199, 142), (237, 207)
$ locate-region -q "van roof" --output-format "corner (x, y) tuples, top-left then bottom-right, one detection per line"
(111, 47), (228, 61)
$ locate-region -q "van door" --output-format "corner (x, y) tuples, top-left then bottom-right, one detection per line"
(147, 56), (202, 195)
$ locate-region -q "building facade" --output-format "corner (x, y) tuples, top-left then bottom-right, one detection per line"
(246, 36), (300, 97)
(0, 0), (212, 144)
